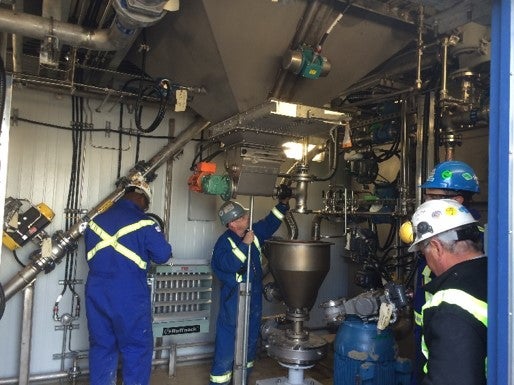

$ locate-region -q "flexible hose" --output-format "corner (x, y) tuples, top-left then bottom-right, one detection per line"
(0, 282), (5, 320)
(146, 212), (165, 231)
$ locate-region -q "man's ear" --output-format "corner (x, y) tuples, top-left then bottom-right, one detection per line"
(431, 238), (445, 262)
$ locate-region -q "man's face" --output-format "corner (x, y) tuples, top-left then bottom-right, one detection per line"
(228, 214), (250, 233)
(424, 188), (464, 204)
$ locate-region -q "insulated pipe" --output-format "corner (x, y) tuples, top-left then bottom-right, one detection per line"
(0, 0), (167, 52)
(1, 117), (210, 304)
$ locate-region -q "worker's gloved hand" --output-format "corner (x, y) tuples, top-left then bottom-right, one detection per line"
(277, 184), (292, 207)
(242, 230), (254, 245)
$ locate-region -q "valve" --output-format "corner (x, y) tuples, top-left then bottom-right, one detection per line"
(188, 162), (233, 200)
(3, 197), (55, 251)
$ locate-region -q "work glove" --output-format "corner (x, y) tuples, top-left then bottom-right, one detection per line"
(277, 184), (293, 208)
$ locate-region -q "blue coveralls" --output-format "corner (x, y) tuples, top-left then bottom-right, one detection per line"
(209, 203), (287, 385)
(84, 198), (172, 385)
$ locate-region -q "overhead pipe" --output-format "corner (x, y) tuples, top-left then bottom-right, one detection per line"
(0, 0), (168, 52)
(0, 117), (210, 307)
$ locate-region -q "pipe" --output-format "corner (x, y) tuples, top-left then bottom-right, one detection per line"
(440, 37), (450, 101)
(0, 0), (167, 52)
(399, 99), (409, 216)
(11, 0), (23, 74)
(313, 126), (339, 182)
(415, 5), (424, 90)
(18, 284), (35, 385)
(1, 117), (210, 304)
(233, 196), (254, 385)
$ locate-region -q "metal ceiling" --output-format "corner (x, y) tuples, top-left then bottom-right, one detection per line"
(0, 0), (491, 125)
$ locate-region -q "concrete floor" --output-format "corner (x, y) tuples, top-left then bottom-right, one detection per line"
(150, 353), (334, 385)
(38, 342), (335, 385)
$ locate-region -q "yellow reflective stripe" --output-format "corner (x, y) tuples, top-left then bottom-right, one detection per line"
(272, 206), (284, 220)
(228, 236), (262, 282)
(422, 335), (428, 373)
(422, 288), (488, 327)
(210, 372), (232, 383)
(247, 361), (254, 368)
(227, 237), (247, 263)
(421, 288), (488, 373)
(422, 265), (432, 285)
(87, 219), (154, 269)
(414, 310), (423, 326)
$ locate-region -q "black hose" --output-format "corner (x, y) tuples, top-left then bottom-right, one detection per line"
(146, 212), (165, 231)
(0, 282), (5, 320)
(0, 51), (6, 136)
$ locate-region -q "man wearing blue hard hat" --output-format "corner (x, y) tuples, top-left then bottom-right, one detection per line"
(407, 160), (482, 385)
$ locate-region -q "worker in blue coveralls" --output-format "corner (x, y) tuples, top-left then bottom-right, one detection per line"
(406, 160), (482, 385)
(209, 194), (290, 385)
(84, 179), (172, 385)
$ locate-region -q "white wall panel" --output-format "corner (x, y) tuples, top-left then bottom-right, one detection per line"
(0, 87), (216, 377)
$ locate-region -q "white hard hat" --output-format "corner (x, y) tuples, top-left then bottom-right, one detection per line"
(126, 179), (152, 204)
(408, 199), (477, 252)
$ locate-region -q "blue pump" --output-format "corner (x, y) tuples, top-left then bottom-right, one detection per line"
(334, 317), (411, 385)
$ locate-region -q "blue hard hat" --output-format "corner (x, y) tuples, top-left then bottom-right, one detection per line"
(218, 201), (248, 226)
(421, 161), (479, 193)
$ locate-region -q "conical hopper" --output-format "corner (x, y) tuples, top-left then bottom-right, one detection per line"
(265, 240), (331, 311)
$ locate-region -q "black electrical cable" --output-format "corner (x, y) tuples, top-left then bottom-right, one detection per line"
(117, 100), (124, 179)
(0, 282), (5, 320)
(12, 250), (26, 268)
(0, 52), (6, 137)
(131, 30), (171, 133)
(190, 139), (222, 170)
(146, 212), (165, 231)
(15, 117), (180, 139)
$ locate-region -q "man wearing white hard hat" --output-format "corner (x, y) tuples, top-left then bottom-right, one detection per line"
(408, 199), (487, 385)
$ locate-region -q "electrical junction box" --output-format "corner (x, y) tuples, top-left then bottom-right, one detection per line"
(149, 259), (212, 337)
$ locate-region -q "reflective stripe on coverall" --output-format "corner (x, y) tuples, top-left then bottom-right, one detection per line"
(210, 204), (285, 385)
(87, 219), (155, 269)
(420, 288), (488, 374)
(85, 198), (172, 385)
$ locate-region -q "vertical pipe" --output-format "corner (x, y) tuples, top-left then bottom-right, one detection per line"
(399, 99), (409, 216)
(233, 196), (254, 385)
(440, 37), (449, 101)
(18, 283), (35, 385)
(415, 5), (424, 90)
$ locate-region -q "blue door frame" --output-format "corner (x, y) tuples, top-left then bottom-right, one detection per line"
(488, 1), (511, 384)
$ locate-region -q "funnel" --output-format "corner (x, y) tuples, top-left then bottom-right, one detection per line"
(265, 240), (331, 311)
